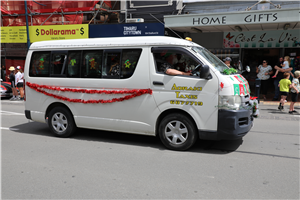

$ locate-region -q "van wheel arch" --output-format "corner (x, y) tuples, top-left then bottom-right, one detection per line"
(45, 102), (74, 122)
(156, 109), (198, 136)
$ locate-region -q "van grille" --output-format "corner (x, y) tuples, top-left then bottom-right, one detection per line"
(239, 117), (248, 126)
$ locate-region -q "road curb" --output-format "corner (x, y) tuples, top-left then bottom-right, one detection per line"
(259, 101), (300, 106)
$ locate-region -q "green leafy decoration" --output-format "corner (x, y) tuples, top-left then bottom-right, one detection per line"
(223, 68), (237, 75)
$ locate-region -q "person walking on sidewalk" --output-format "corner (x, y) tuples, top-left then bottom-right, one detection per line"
(289, 71), (300, 114)
(278, 72), (291, 111)
(15, 66), (24, 100)
(273, 57), (293, 100)
(8, 66), (18, 100)
(256, 60), (273, 101)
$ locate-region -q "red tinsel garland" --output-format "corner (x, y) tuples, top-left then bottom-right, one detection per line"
(26, 82), (152, 104)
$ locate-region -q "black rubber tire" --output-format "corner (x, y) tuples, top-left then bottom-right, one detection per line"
(48, 106), (77, 137)
(158, 113), (198, 151)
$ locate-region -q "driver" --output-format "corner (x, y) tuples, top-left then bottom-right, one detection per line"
(160, 53), (192, 76)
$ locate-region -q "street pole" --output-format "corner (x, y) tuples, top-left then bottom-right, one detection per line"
(24, 0), (31, 50)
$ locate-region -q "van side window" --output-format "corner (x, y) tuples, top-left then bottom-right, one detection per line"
(102, 52), (121, 79)
(152, 48), (202, 75)
(82, 50), (102, 78)
(51, 52), (67, 76)
(67, 51), (81, 78)
(29, 52), (50, 77)
(121, 49), (142, 79)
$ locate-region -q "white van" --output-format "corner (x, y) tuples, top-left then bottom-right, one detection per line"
(24, 36), (256, 150)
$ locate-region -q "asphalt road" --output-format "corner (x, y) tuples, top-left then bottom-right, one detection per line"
(1, 99), (299, 199)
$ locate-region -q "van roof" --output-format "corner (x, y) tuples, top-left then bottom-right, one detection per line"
(29, 36), (202, 49)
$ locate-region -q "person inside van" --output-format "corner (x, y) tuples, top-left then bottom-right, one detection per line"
(160, 53), (192, 76)
(109, 56), (120, 76)
(223, 57), (232, 67)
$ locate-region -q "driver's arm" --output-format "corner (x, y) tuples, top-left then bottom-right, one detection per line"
(166, 68), (191, 76)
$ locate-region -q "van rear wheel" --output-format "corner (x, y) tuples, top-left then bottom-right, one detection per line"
(159, 114), (197, 151)
(48, 107), (77, 137)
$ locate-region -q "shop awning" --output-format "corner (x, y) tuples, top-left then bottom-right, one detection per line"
(164, 8), (300, 33)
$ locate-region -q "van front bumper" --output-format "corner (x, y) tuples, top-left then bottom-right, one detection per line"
(199, 108), (253, 140)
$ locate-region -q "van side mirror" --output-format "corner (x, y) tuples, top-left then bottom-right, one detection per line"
(200, 65), (212, 80)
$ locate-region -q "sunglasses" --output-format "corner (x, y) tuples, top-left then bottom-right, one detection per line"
(263, 61), (266, 63)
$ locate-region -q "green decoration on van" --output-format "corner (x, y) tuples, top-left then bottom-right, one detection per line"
(223, 68), (237, 75)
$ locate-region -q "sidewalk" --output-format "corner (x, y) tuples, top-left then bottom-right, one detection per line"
(253, 93), (300, 106)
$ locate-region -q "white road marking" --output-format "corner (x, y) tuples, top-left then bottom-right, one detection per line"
(1, 127), (19, 131)
(0, 110), (24, 115)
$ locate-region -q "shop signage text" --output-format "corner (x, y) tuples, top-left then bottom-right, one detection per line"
(1, 26), (27, 43)
(165, 8), (299, 27)
(89, 23), (164, 38)
(193, 13), (279, 25)
(193, 16), (226, 25)
(30, 25), (88, 43)
(223, 30), (299, 48)
(244, 13), (277, 23)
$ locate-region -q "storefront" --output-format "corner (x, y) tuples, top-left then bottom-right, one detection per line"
(164, 7), (300, 93)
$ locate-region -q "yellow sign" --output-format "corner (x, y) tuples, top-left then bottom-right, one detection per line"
(29, 24), (89, 43)
(1, 26), (27, 43)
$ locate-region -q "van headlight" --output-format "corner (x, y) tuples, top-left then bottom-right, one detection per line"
(218, 95), (242, 110)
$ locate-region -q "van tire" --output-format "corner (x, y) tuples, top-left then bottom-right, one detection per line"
(158, 114), (197, 151)
(48, 107), (77, 137)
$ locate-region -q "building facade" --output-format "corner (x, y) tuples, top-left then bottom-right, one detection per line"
(164, 1), (300, 90)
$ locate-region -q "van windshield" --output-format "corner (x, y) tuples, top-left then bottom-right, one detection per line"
(192, 47), (229, 73)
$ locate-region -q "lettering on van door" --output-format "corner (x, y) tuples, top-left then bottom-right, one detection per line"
(170, 84), (203, 106)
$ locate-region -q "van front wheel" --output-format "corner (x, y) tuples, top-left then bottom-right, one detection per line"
(159, 114), (197, 151)
(48, 107), (77, 137)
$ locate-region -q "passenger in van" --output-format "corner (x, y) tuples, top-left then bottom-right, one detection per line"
(223, 57), (232, 68)
(109, 56), (120, 76)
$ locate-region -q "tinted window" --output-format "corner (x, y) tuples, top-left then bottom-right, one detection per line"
(153, 48), (202, 74)
(102, 52), (121, 79)
(82, 50), (103, 78)
(51, 52), (67, 76)
(121, 49), (141, 79)
(29, 52), (50, 77)
(67, 51), (81, 78)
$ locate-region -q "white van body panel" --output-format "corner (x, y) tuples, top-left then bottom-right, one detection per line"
(25, 46), (159, 135)
(24, 36), (254, 144)
(149, 51), (219, 131)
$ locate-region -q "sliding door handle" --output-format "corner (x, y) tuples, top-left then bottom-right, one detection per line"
(153, 81), (164, 86)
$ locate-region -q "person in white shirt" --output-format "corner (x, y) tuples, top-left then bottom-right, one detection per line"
(15, 66), (24, 100)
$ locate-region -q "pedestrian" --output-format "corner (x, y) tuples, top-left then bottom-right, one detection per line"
(278, 72), (292, 111)
(273, 57), (293, 100)
(0, 64), (4, 81)
(223, 57), (232, 67)
(15, 66), (24, 100)
(289, 70), (300, 114)
(272, 57), (283, 100)
(272, 56), (292, 78)
(256, 60), (273, 101)
(8, 66), (18, 100)
(1, 65), (6, 80)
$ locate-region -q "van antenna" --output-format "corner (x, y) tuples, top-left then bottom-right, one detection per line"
(149, 13), (183, 39)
